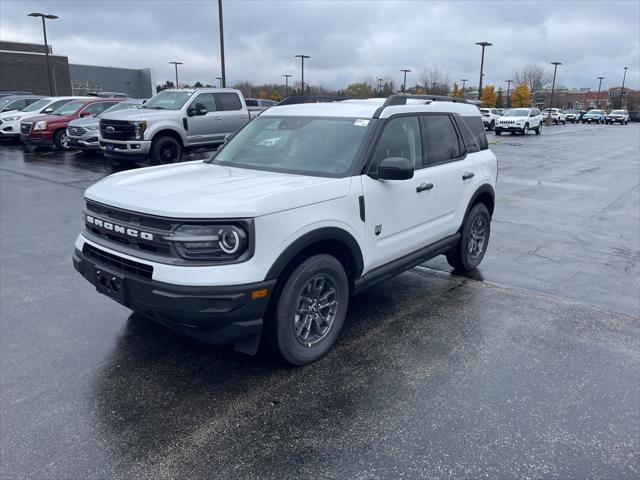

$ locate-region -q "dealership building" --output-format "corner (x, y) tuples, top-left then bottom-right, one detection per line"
(0, 41), (156, 98)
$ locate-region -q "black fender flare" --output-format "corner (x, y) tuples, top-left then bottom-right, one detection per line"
(464, 184), (495, 219)
(265, 227), (364, 281)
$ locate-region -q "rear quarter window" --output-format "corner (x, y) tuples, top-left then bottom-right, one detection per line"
(457, 115), (488, 151)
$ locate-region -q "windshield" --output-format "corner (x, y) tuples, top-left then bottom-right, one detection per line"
(20, 99), (50, 112)
(209, 116), (371, 177)
(503, 109), (529, 117)
(99, 102), (140, 116)
(588, 110), (604, 114)
(52, 100), (84, 116)
(611, 110), (625, 114)
(141, 91), (192, 110)
(0, 99), (12, 109)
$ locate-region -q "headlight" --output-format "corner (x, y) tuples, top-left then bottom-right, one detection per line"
(34, 120), (47, 131)
(4, 115), (21, 121)
(133, 121), (147, 140)
(86, 124), (100, 130)
(165, 224), (249, 261)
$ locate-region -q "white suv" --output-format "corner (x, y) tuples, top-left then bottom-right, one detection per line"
(479, 108), (501, 131)
(495, 108), (543, 135)
(73, 95), (497, 364)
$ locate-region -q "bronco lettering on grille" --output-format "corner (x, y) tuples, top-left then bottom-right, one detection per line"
(86, 215), (154, 240)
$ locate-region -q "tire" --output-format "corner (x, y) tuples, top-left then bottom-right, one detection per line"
(489, 120), (495, 131)
(150, 136), (182, 165)
(495, 129), (502, 136)
(268, 254), (349, 365)
(447, 203), (491, 272)
(534, 122), (542, 135)
(522, 123), (529, 135)
(54, 130), (71, 151)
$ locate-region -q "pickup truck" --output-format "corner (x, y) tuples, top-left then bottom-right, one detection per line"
(98, 88), (253, 164)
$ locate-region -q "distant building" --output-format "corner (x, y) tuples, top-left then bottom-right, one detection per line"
(532, 87), (638, 110)
(0, 41), (156, 98)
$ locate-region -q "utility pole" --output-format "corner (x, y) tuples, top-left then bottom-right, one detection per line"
(619, 67), (628, 109)
(400, 69), (411, 94)
(218, 0), (226, 87)
(169, 61), (183, 87)
(378, 77), (384, 96)
(596, 77), (605, 109)
(28, 12), (58, 96)
(505, 79), (513, 108)
(295, 55), (311, 96)
(282, 74), (292, 97)
(461, 79), (468, 98)
(475, 41), (492, 101)
(547, 61), (561, 124)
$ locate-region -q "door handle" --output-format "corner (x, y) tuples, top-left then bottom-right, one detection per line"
(462, 172), (475, 180)
(416, 183), (433, 193)
(214, 117), (223, 121)
(240, 115), (248, 119)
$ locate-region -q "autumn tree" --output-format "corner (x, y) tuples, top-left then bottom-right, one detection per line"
(345, 82), (374, 98)
(481, 85), (497, 107)
(451, 82), (463, 98)
(513, 64), (552, 93)
(511, 83), (531, 107)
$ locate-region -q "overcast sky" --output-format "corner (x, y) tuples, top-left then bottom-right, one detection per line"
(1, 0), (638, 91)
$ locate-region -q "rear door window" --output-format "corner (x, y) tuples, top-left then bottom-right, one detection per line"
(420, 115), (462, 165)
(214, 93), (242, 111)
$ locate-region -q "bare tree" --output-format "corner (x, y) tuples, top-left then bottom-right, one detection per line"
(513, 64), (553, 92)
(419, 66), (450, 95)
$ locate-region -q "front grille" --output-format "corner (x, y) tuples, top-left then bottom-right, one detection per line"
(83, 243), (153, 279)
(20, 122), (32, 134)
(67, 126), (86, 136)
(100, 119), (136, 141)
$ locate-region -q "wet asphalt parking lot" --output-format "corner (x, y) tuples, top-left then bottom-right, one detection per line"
(1, 123), (638, 479)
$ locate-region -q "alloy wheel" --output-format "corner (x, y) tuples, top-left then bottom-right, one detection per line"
(468, 215), (486, 259)
(293, 274), (338, 346)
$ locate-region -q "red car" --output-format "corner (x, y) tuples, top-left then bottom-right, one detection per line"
(20, 97), (122, 150)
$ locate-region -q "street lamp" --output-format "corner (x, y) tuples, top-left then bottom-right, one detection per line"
(596, 77), (605, 109)
(217, 0), (226, 87)
(378, 78), (384, 96)
(619, 67), (628, 109)
(461, 79), (468, 98)
(215, 77), (223, 88)
(475, 41), (492, 101)
(505, 80), (513, 108)
(169, 61), (183, 88)
(28, 12), (58, 96)
(295, 54), (311, 96)
(431, 82), (439, 94)
(400, 69), (411, 94)
(282, 74), (292, 97)
(547, 61), (561, 124)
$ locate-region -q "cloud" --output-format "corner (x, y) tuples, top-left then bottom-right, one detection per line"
(1, 0), (638, 90)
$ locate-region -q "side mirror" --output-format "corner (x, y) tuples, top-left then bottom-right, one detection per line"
(44, 107), (53, 113)
(373, 157), (414, 181)
(80, 111), (92, 117)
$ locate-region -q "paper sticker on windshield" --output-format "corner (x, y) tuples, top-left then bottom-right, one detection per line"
(354, 119), (369, 127)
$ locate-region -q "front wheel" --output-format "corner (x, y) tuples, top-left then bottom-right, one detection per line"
(495, 129), (502, 136)
(447, 203), (491, 272)
(269, 254), (349, 365)
(150, 136), (182, 165)
(54, 130), (71, 151)
(534, 122), (542, 135)
(489, 120), (495, 131)
(522, 123), (529, 135)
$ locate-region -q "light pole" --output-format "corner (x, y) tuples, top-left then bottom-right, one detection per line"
(169, 61), (183, 87)
(217, 0), (226, 87)
(400, 69), (411, 93)
(295, 54), (311, 96)
(596, 76), (605, 109)
(461, 79), (468, 98)
(505, 79), (513, 108)
(378, 78), (384, 96)
(619, 67), (628, 109)
(475, 41), (492, 101)
(431, 82), (438, 95)
(547, 61), (561, 124)
(28, 12), (58, 96)
(282, 74), (292, 97)
(215, 77), (223, 88)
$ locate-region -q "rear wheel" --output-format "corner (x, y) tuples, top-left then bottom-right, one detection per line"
(150, 136), (182, 165)
(268, 254), (349, 365)
(447, 203), (491, 272)
(54, 130), (71, 151)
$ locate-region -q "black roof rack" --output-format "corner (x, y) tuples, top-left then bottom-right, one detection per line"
(278, 95), (354, 106)
(372, 94), (470, 118)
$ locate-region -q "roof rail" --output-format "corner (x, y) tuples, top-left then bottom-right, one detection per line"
(372, 94), (470, 118)
(278, 95), (354, 106)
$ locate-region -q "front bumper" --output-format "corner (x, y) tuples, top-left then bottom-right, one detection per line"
(606, 117), (626, 123)
(21, 130), (54, 145)
(0, 120), (20, 138)
(99, 138), (151, 159)
(69, 134), (101, 150)
(73, 246), (276, 352)
(496, 124), (525, 131)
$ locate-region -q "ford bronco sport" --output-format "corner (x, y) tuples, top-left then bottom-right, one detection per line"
(73, 95), (497, 365)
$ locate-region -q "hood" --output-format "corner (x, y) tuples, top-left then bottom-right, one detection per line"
(0, 109), (29, 120)
(100, 108), (179, 122)
(68, 116), (99, 128)
(24, 113), (74, 124)
(85, 161), (352, 218)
